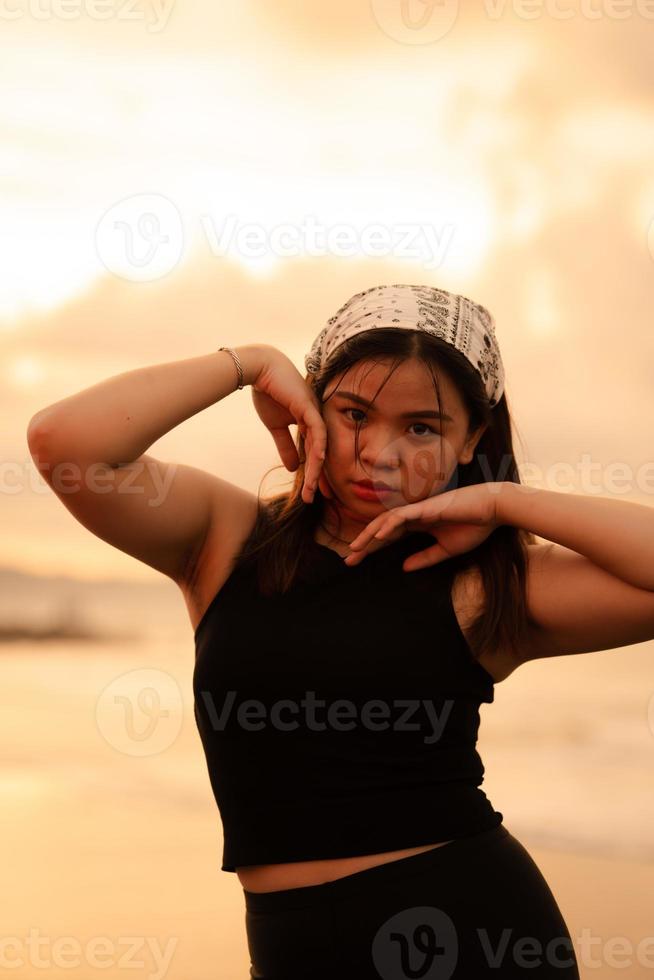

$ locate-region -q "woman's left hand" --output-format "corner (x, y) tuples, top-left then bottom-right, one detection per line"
(344, 482), (507, 572)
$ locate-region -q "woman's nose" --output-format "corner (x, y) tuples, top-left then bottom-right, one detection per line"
(360, 435), (401, 470)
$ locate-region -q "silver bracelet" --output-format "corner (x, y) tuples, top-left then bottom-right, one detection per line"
(217, 347), (245, 390)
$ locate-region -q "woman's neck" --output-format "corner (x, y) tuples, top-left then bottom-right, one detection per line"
(314, 510), (389, 557)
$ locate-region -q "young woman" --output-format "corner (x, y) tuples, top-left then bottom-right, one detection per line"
(27, 284), (654, 978)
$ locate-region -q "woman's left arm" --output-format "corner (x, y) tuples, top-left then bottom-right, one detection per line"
(498, 483), (654, 592)
(497, 484), (654, 661)
(346, 481), (654, 659)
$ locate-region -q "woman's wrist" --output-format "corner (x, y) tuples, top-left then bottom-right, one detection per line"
(224, 345), (270, 389)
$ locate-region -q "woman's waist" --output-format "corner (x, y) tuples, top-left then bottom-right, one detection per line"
(236, 839), (456, 893)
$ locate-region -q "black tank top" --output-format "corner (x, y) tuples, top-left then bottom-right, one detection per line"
(193, 529), (503, 873)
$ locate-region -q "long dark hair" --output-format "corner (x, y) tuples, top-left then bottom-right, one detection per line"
(232, 327), (537, 664)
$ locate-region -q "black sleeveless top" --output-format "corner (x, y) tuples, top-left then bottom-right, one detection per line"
(193, 530), (503, 873)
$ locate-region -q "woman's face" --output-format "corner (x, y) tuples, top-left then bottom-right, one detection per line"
(317, 357), (487, 530)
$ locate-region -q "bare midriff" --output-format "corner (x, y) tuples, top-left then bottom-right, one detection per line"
(236, 840), (456, 893)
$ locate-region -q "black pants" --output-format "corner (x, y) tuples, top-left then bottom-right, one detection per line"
(243, 824), (581, 979)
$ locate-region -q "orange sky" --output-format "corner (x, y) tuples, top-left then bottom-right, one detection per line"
(3, 1), (654, 579)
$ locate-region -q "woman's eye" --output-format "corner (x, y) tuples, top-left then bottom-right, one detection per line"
(340, 408), (438, 437)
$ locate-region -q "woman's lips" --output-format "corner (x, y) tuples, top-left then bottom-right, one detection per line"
(351, 481), (395, 500)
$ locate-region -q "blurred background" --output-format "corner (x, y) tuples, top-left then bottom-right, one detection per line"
(3, 1), (654, 977)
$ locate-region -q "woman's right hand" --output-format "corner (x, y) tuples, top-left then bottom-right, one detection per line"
(250, 347), (328, 505)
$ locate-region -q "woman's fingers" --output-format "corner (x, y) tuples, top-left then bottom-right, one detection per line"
(300, 404), (327, 504)
(402, 541), (447, 572)
(270, 427), (301, 473)
(344, 519), (392, 564)
(249, 353), (327, 496)
(302, 446), (326, 502)
(345, 509), (419, 564)
(349, 514), (401, 551)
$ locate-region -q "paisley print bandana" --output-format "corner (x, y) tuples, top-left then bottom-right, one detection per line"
(305, 283), (505, 408)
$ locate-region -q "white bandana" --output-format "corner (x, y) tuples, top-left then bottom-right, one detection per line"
(305, 283), (505, 408)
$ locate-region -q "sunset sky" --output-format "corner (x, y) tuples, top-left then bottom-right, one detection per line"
(4, 0), (654, 580)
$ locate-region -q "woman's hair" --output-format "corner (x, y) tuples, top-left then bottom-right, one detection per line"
(231, 327), (537, 664)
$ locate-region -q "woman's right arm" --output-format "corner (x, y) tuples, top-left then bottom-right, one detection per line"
(25, 346), (271, 584)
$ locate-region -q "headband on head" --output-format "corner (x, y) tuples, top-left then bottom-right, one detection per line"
(304, 283), (505, 408)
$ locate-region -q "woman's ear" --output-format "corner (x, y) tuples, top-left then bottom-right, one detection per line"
(460, 422), (488, 465)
